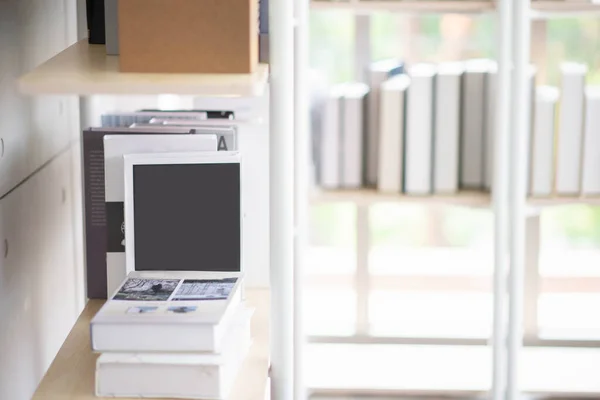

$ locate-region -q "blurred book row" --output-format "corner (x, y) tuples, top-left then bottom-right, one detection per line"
(311, 59), (600, 197)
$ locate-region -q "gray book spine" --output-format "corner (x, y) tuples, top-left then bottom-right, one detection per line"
(104, 0), (119, 55)
(461, 68), (487, 189)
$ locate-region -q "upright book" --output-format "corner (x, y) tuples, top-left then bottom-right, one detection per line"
(341, 83), (369, 189)
(104, 0), (119, 55)
(84, 127), (194, 299)
(484, 62), (497, 191)
(556, 62), (587, 195)
(461, 59), (492, 189)
(378, 74), (410, 194)
(434, 62), (463, 194)
(405, 63), (436, 195)
(320, 87), (344, 189)
(366, 59), (405, 187)
(84, 125), (238, 299)
(123, 151), (242, 276)
(103, 134), (218, 297)
(530, 86), (559, 197)
(581, 87), (600, 195)
(145, 120), (239, 151)
(101, 111), (209, 128)
(91, 271), (244, 352)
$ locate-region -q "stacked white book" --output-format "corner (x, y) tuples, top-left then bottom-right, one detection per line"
(92, 271), (251, 399)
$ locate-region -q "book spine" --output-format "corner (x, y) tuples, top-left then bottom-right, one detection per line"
(405, 75), (434, 194)
(342, 95), (366, 188)
(556, 71), (586, 195)
(484, 69), (497, 191)
(320, 95), (341, 188)
(378, 82), (406, 193)
(581, 90), (600, 195)
(83, 131), (109, 299)
(434, 73), (462, 193)
(104, 0), (119, 55)
(530, 89), (558, 196)
(460, 70), (487, 189)
(366, 71), (386, 187)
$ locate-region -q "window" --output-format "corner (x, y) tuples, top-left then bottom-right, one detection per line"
(306, 8), (600, 396)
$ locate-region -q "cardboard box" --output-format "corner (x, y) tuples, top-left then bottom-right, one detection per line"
(118, 0), (258, 74)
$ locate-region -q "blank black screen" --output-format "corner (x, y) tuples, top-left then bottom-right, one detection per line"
(133, 163), (241, 272)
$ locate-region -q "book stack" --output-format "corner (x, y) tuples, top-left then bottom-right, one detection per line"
(82, 109), (253, 398)
(92, 271), (251, 399)
(314, 59), (600, 198)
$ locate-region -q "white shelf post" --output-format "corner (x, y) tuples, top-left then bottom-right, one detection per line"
(294, 0), (310, 394)
(491, 0), (513, 399)
(269, 0), (296, 394)
(507, 0), (532, 398)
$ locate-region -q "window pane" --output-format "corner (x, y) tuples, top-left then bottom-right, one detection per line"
(544, 18), (600, 85)
(310, 10), (354, 83)
(371, 13), (495, 63)
(369, 204), (493, 338)
(306, 203), (357, 336)
(539, 205), (600, 339)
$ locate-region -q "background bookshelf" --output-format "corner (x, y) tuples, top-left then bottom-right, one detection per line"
(310, 0), (600, 14)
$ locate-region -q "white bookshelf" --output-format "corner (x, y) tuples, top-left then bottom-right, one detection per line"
(18, 40), (269, 97)
(17, 13), (287, 400)
(312, 189), (491, 207)
(310, 0), (600, 15)
(310, 0), (494, 13)
(312, 189), (600, 207)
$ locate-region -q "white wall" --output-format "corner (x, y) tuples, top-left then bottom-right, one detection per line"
(0, 0), (84, 398)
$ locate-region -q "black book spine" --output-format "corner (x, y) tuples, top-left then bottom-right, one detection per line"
(88, 0), (106, 44)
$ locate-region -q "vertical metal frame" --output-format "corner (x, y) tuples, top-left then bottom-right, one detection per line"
(355, 204), (370, 335)
(492, 0), (514, 399)
(353, 14), (372, 337)
(269, 0), (296, 394)
(294, 0), (310, 395)
(524, 213), (541, 341)
(507, 0), (532, 399)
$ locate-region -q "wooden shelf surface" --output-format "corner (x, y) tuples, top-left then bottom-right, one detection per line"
(311, 188), (600, 208)
(32, 288), (270, 400)
(18, 40), (269, 97)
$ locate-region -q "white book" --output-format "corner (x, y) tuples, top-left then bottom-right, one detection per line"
(103, 135), (217, 297)
(530, 86), (560, 197)
(96, 306), (253, 400)
(144, 119), (240, 151)
(405, 64), (436, 194)
(123, 151), (242, 276)
(434, 62), (464, 193)
(101, 111), (208, 128)
(320, 87), (343, 188)
(341, 83), (369, 188)
(91, 271), (243, 353)
(556, 62), (588, 195)
(581, 88), (600, 195)
(525, 66), (538, 193)
(461, 59), (492, 189)
(378, 74), (410, 193)
(484, 62), (497, 191)
(366, 59), (405, 186)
